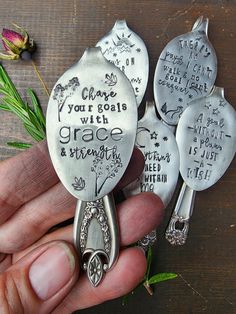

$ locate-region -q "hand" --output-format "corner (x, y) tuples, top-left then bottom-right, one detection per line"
(0, 141), (164, 313)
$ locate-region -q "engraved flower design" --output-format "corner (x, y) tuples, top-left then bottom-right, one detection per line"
(91, 151), (122, 196)
(88, 254), (103, 286)
(53, 77), (80, 122)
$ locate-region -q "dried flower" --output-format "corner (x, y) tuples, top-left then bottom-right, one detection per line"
(0, 23), (35, 60)
(0, 23), (49, 97)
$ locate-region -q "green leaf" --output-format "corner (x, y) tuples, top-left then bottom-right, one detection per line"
(0, 64), (23, 105)
(0, 103), (11, 111)
(148, 273), (177, 285)
(25, 105), (42, 132)
(0, 64), (46, 144)
(0, 87), (12, 96)
(24, 123), (44, 141)
(7, 142), (32, 149)
(4, 102), (30, 125)
(27, 88), (46, 128)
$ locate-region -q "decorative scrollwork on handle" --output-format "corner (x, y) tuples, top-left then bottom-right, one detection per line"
(83, 249), (109, 287)
(80, 199), (111, 255)
(73, 194), (119, 287)
(137, 230), (157, 251)
(78, 199), (113, 286)
(165, 215), (189, 246)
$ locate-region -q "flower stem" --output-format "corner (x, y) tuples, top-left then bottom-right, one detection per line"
(97, 176), (109, 195)
(143, 281), (153, 296)
(31, 60), (50, 97)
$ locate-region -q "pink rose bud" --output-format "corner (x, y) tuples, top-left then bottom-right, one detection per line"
(0, 23), (35, 60)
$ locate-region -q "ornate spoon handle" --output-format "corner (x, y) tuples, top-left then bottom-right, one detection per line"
(73, 192), (119, 286)
(165, 182), (196, 245)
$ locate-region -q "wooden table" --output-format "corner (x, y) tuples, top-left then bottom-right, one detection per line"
(0, 1), (235, 313)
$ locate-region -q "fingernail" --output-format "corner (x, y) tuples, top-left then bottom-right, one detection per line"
(29, 243), (75, 300)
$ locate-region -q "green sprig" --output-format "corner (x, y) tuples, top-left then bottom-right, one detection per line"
(7, 141), (32, 149)
(122, 247), (177, 304)
(0, 64), (46, 146)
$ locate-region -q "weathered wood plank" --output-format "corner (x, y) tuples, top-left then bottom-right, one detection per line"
(0, 1), (235, 313)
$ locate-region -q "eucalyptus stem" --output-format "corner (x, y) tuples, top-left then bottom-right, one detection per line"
(31, 60), (50, 98)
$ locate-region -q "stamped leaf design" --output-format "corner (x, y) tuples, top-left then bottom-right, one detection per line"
(72, 176), (85, 191)
(105, 72), (117, 86)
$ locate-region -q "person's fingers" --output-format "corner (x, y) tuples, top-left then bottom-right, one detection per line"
(8, 192), (163, 254)
(0, 142), (143, 225)
(0, 241), (79, 314)
(53, 247), (146, 313)
(0, 149), (145, 253)
(0, 183), (76, 253)
(0, 141), (59, 224)
(115, 146), (144, 190)
(13, 192), (164, 262)
(0, 254), (11, 272)
(119, 192), (164, 245)
(13, 226), (73, 263)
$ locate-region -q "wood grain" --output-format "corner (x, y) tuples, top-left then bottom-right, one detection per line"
(0, 1), (235, 313)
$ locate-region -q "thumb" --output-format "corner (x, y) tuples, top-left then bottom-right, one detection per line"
(0, 241), (79, 314)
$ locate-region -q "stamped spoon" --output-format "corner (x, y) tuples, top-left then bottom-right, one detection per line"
(125, 17), (217, 249)
(154, 16), (217, 127)
(153, 16), (218, 245)
(166, 86), (236, 245)
(97, 20), (155, 249)
(96, 19), (149, 106)
(123, 101), (180, 249)
(46, 47), (137, 286)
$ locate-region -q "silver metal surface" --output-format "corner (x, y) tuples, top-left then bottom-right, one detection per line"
(96, 19), (149, 106)
(177, 86), (236, 191)
(154, 16), (217, 126)
(137, 230), (157, 252)
(166, 86), (236, 245)
(123, 101), (180, 250)
(165, 182), (195, 245)
(47, 47), (137, 201)
(124, 101), (180, 207)
(46, 47), (137, 285)
(73, 193), (119, 286)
